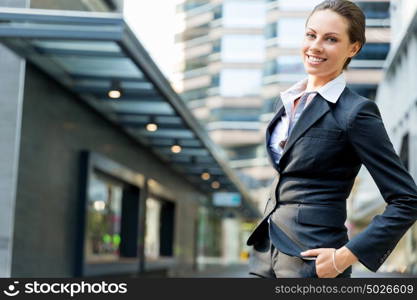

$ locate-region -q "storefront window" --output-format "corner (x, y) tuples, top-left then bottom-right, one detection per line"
(85, 172), (123, 263)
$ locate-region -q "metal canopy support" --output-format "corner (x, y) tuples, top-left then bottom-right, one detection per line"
(0, 0), (30, 280)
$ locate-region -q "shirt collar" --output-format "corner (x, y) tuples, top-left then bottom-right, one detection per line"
(280, 72), (346, 107)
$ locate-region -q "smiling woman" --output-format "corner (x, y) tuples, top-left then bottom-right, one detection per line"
(247, 0), (417, 279)
(301, 2), (365, 89)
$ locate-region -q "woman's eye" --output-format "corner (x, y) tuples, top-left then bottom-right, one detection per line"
(306, 33), (315, 39)
(327, 37), (337, 43)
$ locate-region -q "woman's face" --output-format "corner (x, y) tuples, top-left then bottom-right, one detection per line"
(301, 9), (360, 80)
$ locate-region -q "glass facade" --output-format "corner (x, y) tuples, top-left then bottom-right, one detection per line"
(222, 0), (266, 28)
(219, 69), (262, 97)
(210, 107), (261, 122)
(349, 84), (377, 100)
(265, 22), (277, 39)
(355, 43), (390, 60)
(356, 2), (390, 19)
(276, 0), (322, 11)
(264, 56), (304, 76)
(277, 18), (305, 47)
(221, 35), (265, 63)
(277, 55), (304, 74)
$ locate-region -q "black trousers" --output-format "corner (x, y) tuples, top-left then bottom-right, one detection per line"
(248, 225), (352, 278)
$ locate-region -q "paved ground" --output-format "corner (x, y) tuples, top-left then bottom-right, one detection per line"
(181, 262), (417, 278)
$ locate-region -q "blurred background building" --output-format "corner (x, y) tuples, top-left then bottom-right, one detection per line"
(175, 0), (269, 206)
(1, 0), (416, 278)
(0, 0), (259, 277)
(350, 0), (417, 274)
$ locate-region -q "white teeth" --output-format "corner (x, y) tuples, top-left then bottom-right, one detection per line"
(308, 55), (326, 63)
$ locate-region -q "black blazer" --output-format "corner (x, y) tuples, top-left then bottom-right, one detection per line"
(246, 87), (417, 272)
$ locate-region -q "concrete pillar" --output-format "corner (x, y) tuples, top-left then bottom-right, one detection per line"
(221, 216), (241, 264)
(0, 0), (29, 277)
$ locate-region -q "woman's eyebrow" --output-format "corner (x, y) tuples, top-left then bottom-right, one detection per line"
(307, 28), (340, 35)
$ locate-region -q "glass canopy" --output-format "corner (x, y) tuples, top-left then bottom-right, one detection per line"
(0, 7), (259, 218)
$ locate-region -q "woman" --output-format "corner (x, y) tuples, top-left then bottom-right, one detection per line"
(246, 0), (417, 278)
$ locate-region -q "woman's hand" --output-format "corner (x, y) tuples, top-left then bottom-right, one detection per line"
(300, 246), (358, 278)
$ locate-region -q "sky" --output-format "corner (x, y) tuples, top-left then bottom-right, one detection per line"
(123, 0), (179, 81)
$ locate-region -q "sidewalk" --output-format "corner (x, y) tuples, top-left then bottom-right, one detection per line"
(180, 262), (417, 278)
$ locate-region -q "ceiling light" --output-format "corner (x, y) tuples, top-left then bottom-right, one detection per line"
(108, 90), (121, 99)
(171, 144), (182, 153)
(201, 172), (210, 180)
(108, 80), (122, 99)
(146, 123), (158, 131)
(211, 181), (220, 189)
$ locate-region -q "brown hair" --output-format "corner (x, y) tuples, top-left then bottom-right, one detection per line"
(306, 0), (366, 70)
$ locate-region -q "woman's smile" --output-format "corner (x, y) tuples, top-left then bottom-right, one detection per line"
(306, 54), (328, 65)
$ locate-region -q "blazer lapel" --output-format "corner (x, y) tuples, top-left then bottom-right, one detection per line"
(278, 93), (330, 170)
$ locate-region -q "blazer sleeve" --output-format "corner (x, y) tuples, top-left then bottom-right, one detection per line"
(344, 99), (417, 272)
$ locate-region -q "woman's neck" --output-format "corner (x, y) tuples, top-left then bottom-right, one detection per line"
(306, 72), (342, 91)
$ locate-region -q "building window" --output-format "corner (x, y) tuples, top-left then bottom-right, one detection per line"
(213, 5), (222, 19)
(221, 35), (265, 63)
(78, 152), (143, 276)
(276, 0), (323, 11)
(262, 97), (279, 114)
(86, 172), (122, 263)
(264, 60), (277, 76)
(219, 69), (262, 97)
(222, 0), (266, 28)
(356, 2), (390, 19)
(210, 107), (261, 122)
(354, 43), (390, 60)
(348, 84), (377, 100)
(85, 171), (140, 264)
(145, 198), (176, 261)
(277, 18), (305, 47)
(277, 56), (304, 74)
(177, 0), (210, 12)
(264, 56), (304, 76)
(265, 22), (277, 39)
(212, 39), (221, 53)
(181, 88), (208, 102)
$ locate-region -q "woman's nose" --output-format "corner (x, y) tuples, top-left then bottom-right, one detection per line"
(309, 39), (323, 52)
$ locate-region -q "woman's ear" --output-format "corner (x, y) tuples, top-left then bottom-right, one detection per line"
(348, 41), (361, 58)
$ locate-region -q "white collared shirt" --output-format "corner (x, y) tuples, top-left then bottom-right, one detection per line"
(269, 72), (346, 166)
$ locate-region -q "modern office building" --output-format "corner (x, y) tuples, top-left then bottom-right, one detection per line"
(0, 0), (259, 277)
(350, 0), (417, 274)
(175, 0), (269, 213)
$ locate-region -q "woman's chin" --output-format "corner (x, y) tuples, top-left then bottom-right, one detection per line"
(305, 67), (324, 76)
